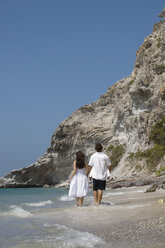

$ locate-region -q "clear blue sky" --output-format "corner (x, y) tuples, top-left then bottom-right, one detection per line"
(0, 0), (164, 176)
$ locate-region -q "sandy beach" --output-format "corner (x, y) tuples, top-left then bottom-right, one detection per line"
(34, 186), (165, 248)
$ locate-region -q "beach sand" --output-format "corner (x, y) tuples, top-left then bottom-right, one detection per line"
(34, 186), (165, 248)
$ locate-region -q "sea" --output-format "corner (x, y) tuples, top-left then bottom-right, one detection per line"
(1, 186), (165, 248)
(0, 187), (106, 248)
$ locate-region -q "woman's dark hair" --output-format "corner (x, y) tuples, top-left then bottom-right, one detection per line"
(95, 143), (103, 152)
(76, 151), (85, 169)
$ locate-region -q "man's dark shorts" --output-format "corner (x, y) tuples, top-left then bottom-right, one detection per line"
(93, 178), (106, 191)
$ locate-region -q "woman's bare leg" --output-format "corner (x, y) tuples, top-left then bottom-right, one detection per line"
(79, 197), (84, 206)
(76, 197), (79, 206)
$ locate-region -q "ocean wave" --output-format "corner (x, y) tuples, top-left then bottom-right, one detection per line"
(128, 189), (145, 193)
(24, 200), (53, 207)
(105, 189), (145, 197)
(113, 204), (151, 209)
(105, 192), (124, 196)
(42, 223), (106, 248)
(1, 205), (32, 218)
(60, 195), (74, 201)
(126, 204), (151, 209)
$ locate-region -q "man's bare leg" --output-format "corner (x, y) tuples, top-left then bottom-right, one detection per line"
(98, 190), (103, 204)
(93, 190), (98, 205)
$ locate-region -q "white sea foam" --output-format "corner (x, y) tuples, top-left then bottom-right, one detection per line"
(126, 204), (151, 209)
(105, 189), (145, 197)
(41, 223), (106, 248)
(129, 189), (145, 193)
(105, 191), (124, 196)
(113, 204), (151, 209)
(60, 195), (74, 201)
(24, 200), (53, 207)
(1, 205), (32, 218)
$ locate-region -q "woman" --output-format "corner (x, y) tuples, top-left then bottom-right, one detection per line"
(68, 151), (89, 206)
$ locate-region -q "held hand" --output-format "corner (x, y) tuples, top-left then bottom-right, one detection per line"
(68, 178), (71, 183)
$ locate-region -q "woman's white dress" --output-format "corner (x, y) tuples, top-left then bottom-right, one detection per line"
(69, 169), (89, 197)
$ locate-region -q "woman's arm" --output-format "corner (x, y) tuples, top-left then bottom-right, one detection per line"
(68, 161), (77, 183)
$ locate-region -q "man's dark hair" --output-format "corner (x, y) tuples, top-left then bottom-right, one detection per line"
(95, 143), (103, 152)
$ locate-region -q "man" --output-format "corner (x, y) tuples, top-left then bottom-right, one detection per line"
(89, 143), (111, 205)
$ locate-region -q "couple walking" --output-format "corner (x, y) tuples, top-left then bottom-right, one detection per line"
(68, 143), (111, 206)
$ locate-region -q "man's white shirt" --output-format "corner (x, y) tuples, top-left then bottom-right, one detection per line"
(89, 152), (111, 180)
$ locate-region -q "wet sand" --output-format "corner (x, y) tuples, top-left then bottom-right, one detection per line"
(35, 186), (165, 248)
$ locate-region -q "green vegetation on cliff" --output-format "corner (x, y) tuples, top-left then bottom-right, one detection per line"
(129, 116), (165, 170)
(155, 167), (165, 177)
(149, 115), (165, 146)
(154, 64), (165, 75)
(107, 144), (125, 169)
(127, 80), (134, 90)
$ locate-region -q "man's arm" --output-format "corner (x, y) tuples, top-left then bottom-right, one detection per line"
(88, 165), (92, 173)
(88, 155), (93, 175)
(85, 161), (89, 176)
(107, 165), (111, 173)
(88, 165), (93, 180)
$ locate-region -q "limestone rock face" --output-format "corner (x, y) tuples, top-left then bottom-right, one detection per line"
(0, 16), (165, 187)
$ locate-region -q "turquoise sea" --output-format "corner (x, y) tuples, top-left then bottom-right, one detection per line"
(1, 186), (165, 248)
(0, 187), (105, 248)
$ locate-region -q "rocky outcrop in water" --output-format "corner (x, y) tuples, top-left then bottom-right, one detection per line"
(0, 10), (165, 188)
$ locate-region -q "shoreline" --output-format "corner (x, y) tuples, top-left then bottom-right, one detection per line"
(0, 185), (165, 247)
(33, 185), (165, 248)
(54, 174), (165, 192)
(1, 174), (165, 189)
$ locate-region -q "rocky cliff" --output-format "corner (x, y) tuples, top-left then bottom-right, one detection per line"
(1, 10), (165, 187)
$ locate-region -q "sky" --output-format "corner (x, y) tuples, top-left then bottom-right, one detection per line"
(0, 0), (164, 177)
